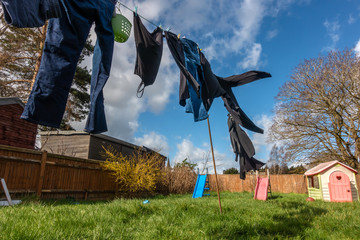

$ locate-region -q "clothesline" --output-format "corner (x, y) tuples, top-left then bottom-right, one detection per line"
(117, 2), (168, 31)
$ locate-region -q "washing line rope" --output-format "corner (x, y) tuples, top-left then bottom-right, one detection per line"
(117, 2), (164, 30)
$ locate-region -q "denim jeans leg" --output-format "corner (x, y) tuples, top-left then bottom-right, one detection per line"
(85, 40), (107, 133)
(181, 38), (208, 122)
(84, 0), (115, 133)
(21, 2), (93, 127)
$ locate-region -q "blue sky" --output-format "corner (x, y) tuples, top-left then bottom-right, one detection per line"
(76, 0), (360, 173)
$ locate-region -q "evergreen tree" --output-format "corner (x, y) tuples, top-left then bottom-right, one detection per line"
(0, 9), (93, 130)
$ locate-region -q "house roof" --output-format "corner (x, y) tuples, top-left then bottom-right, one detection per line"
(40, 130), (139, 148)
(0, 97), (25, 108)
(304, 160), (358, 176)
(40, 131), (165, 158)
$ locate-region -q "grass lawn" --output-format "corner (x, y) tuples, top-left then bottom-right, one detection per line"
(0, 192), (359, 239)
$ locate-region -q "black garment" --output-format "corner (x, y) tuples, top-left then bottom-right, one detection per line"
(222, 95), (264, 134)
(218, 71), (271, 107)
(133, 13), (163, 97)
(164, 31), (200, 103)
(240, 156), (265, 180)
(218, 71), (272, 134)
(227, 115), (265, 179)
(198, 51), (226, 111)
(228, 114), (255, 158)
(178, 50), (226, 110)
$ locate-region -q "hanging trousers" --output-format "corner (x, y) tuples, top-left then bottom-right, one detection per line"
(180, 38), (208, 122)
(0, 0), (62, 28)
(21, 0), (116, 134)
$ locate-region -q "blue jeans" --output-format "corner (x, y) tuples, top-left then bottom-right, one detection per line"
(1, 0), (62, 28)
(21, 0), (116, 133)
(181, 38), (208, 122)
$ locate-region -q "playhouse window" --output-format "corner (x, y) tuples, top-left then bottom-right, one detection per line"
(308, 176), (320, 189)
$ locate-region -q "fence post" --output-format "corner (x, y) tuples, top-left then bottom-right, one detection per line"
(37, 151), (47, 197)
(3, 162), (10, 183)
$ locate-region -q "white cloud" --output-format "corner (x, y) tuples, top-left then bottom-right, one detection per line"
(354, 39), (360, 57)
(239, 43), (262, 69)
(348, 14), (356, 24)
(172, 138), (236, 174)
(267, 29), (278, 40)
(251, 114), (274, 162)
(134, 131), (170, 155)
(202, 0), (300, 69)
(323, 19), (340, 51)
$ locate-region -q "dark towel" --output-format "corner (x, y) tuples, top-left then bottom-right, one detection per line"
(133, 13), (163, 96)
(219, 71), (272, 134)
(227, 115), (265, 179)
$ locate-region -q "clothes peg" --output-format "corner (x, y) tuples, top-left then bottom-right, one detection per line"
(135, 6), (138, 16)
(177, 33), (181, 39)
(166, 26), (171, 31)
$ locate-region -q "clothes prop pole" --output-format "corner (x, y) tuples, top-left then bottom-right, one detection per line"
(207, 116), (223, 214)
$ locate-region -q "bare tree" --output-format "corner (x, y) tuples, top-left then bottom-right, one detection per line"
(266, 144), (291, 174)
(269, 49), (360, 168)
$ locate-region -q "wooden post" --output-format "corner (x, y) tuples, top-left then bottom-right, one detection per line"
(37, 151), (47, 197)
(84, 190), (88, 201)
(3, 162), (10, 183)
(207, 117), (222, 214)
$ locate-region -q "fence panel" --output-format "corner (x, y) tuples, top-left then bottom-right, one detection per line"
(2, 144), (360, 200)
(0, 145), (116, 200)
(208, 174), (308, 194)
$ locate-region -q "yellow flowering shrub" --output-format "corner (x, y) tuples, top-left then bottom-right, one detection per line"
(100, 146), (165, 193)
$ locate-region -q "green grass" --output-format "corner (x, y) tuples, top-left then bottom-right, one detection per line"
(0, 192), (359, 239)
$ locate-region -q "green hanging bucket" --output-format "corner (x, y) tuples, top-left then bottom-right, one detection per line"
(112, 14), (132, 43)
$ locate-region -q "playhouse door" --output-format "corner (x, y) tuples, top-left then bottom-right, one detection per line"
(328, 171), (352, 202)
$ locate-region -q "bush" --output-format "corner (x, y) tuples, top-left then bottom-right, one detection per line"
(223, 167), (239, 174)
(101, 147), (198, 196)
(163, 166), (197, 194)
(100, 146), (165, 194)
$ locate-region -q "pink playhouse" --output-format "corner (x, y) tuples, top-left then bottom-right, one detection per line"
(304, 161), (359, 202)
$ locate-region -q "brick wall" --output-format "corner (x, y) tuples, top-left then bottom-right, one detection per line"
(0, 104), (37, 149)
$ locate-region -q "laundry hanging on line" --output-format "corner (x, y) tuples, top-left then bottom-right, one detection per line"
(133, 12), (163, 97)
(163, 30), (271, 129)
(3, 0), (272, 180)
(218, 71), (272, 134)
(164, 31), (201, 100)
(180, 37), (208, 122)
(198, 51), (226, 111)
(227, 115), (265, 179)
(20, 0), (117, 134)
(0, 0), (63, 28)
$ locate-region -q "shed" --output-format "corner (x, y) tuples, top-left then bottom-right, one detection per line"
(304, 161), (358, 202)
(0, 97), (37, 149)
(40, 131), (166, 164)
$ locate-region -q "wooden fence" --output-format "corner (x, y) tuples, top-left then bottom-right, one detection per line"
(0, 144), (117, 200)
(208, 174), (308, 194)
(209, 173), (360, 194)
(2, 144), (360, 200)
